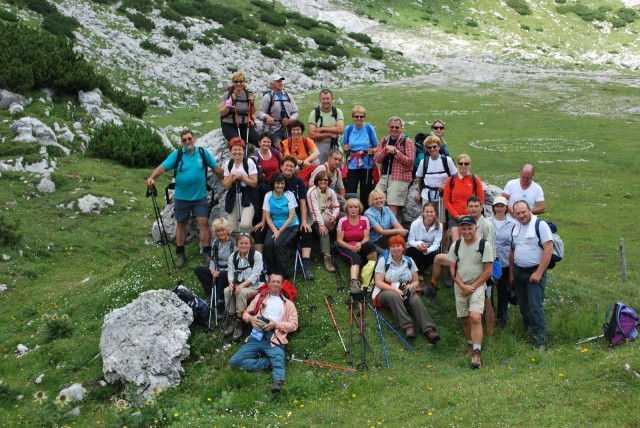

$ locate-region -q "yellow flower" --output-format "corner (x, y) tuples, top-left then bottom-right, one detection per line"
(352, 393), (356, 398)
(559, 373), (565, 377)
(581, 348), (588, 353)
(428, 412), (433, 416)
(55, 393), (69, 407)
(300, 404), (304, 408)
(174, 412), (179, 417)
(207, 397), (212, 402)
(33, 390), (48, 404)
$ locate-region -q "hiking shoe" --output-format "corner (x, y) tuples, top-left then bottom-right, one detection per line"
(423, 284), (439, 298)
(405, 326), (417, 340)
(424, 328), (441, 345)
(216, 304), (225, 322)
(270, 380), (284, 394)
(302, 259), (315, 281)
(232, 320), (244, 342)
(223, 318), (237, 339)
(203, 253), (212, 265)
(471, 349), (482, 369)
(444, 276), (453, 288)
(176, 254), (187, 269)
(323, 254), (336, 273)
(349, 279), (363, 295)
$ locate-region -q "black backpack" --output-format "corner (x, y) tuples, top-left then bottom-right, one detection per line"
(265, 90), (291, 118)
(448, 173), (479, 202)
(227, 156), (264, 184)
(453, 237), (486, 277)
(173, 284), (210, 326)
(381, 135), (408, 175)
(165, 147), (213, 204)
(420, 154), (451, 180)
(314, 105), (338, 127)
(232, 248), (267, 283)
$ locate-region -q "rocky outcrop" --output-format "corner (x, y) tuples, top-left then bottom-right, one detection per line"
(100, 289), (192, 403)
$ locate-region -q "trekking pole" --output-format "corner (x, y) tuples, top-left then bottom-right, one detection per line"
(357, 295), (368, 371)
(146, 184), (176, 274)
(235, 182), (242, 223)
(366, 302), (416, 353)
(207, 246), (218, 333)
(324, 296), (349, 360)
(331, 243), (344, 292)
(348, 295), (354, 365)
(294, 245), (316, 312)
(288, 355), (357, 373)
(576, 334), (605, 345)
(373, 304), (390, 368)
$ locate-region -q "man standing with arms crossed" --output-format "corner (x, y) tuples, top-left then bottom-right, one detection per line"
(509, 200), (553, 352)
(308, 89), (345, 164)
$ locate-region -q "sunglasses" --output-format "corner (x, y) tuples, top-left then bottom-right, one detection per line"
(426, 145), (439, 150)
(353, 115), (365, 119)
(233, 80), (245, 84)
(458, 162), (470, 166)
(181, 137), (194, 142)
(237, 232), (251, 237)
(432, 126), (445, 130)
(318, 178), (329, 182)
(389, 126), (401, 129)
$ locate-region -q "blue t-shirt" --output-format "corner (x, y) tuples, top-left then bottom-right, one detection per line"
(344, 124), (378, 169)
(365, 205), (398, 244)
(263, 190), (299, 230)
(161, 147), (217, 201)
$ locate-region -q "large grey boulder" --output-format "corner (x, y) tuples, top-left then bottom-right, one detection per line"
(37, 173), (56, 193)
(78, 89), (103, 107)
(100, 289), (192, 403)
(0, 90), (30, 109)
(9, 117), (71, 155)
(77, 194), (114, 213)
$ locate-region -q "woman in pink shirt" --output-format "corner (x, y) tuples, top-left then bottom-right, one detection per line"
(336, 198), (376, 294)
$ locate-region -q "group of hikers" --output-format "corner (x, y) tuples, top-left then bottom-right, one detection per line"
(144, 73), (555, 393)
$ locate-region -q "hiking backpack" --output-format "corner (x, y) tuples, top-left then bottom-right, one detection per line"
(369, 249), (414, 304)
(413, 132), (429, 177)
(314, 105), (338, 127)
(448, 173), (479, 202)
(285, 137), (312, 159)
(534, 219), (564, 269)
(380, 135), (408, 175)
(453, 237), (487, 277)
(232, 248), (267, 283)
(227, 156), (264, 184)
(297, 163), (322, 187)
(420, 154), (451, 181)
(254, 279), (298, 306)
(165, 147), (213, 204)
(264, 90), (291, 118)
(603, 302), (639, 346)
(173, 284), (210, 326)
(222, 86), (252, 125)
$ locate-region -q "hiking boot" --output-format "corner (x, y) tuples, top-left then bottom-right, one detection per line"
(471, 349), (482, 369)
(302, 259), (314, 281)
(424, 328), (441, 345)
(176, 254), (187, 269)
(349, 279), (363, 295)
(203, 253), (212, 265)
(232, 320), (244, 342)
(216, 304), (225, 322)
(534, 344), (546, 353)
(323, 254), (336, 272)
(270, 380), (284, 394)
(423, 284), (439, 298)
(223, 318), (237, 339)
(404, 326), (417, 340)
(444, 276), (453, 288)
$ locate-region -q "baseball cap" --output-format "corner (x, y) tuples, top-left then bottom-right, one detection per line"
(271, 74), (285, 82)
(492, 196), (508, 206)
(459, 216), (476, 226)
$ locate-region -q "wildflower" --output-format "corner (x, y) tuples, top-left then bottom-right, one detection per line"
(559, 373), (565, 377)
(55, 393), (69, 407)
(581, 348), (588, 353)
(174, 413), (179, 417)
(51, 313), (59, 320)
(42, 314), (50, 320)
(33, 390), (48, 404)
(152, 386), (163, 397)
(352, 393), (356, 398)
(114, 398), (130, 411)
(428, 412), (433, 416)
(61, 314), (69, 320)
(300, 404), (304, 408)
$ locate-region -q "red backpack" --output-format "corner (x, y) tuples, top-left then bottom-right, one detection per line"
(255, 279), (297, 304)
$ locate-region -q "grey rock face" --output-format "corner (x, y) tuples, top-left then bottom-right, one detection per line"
(100, 289), (193, 403)
(0, 90), (30, 109)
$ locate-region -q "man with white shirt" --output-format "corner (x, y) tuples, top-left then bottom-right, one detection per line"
(509, 200), (553, 351)
(502, 164), (546, 215)
(230, 273), (298, 394)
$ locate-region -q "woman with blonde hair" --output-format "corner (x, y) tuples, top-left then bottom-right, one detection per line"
(364, 189), (407, 255)
(219, 71), (258, 148)
(342, 105), (378, 209)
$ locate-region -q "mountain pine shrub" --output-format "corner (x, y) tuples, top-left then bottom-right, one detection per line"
(88, 123), (170, 168)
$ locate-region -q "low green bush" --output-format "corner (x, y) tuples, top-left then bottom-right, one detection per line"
(521, 23), (530, 30)
(0, 8), (18, 22)
(465, 18), (479, 27)
(311, 31), (336, 47)
(42, 13), (80, 38)
(328, 44), (350, 58)
(316, 60), (337, 71)
(119, 0), (154, 13)
(163, 26), (187, 40)
(260, 46), (282, 59)
(88, 122), (170, 168)
(347, 32), (372, 44)
(251, 0), (275, 10)
(44, 319), (73, 343)
(617, 7), (637, 23)
(554, 0), (566, 3)
(273, 35), (304, 53)
(140, 39), (172, 56)
(302, 59), (316, 68)
(369, 46), (384, 60)
(302, 67), (315, 77)
(178, 41), (193, 51)
(0, 215), (21, 246)
(126, 12), (155, 32)
(506, 0), (532, 16)
(160, 8), (183, 22)
(259, 11), (286, 26)
(293, 15), (319, 29)
(25, 0), (56, 15)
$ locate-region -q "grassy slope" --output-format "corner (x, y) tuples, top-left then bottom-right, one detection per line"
(1, 75), (640, 426)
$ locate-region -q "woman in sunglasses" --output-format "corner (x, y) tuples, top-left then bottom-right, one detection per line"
(342, 105), (378, 209)
(306, 171), (340, 272)
(443, 154), (484, 243)
(429, 119), (449, 156)
(415, 136), (457, 250)
(219, 71), (259, 149)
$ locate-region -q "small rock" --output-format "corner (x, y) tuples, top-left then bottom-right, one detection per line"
(0, 284), (8, 292)
(59, 383), (86, 402)
(2, 254), (10, 261)
(36, 374), (44, 384)
(69, 406), (81, 416)
(9, 103), (23, 115)
(16, 344), (29, 355)
(80, 277), (90, 284)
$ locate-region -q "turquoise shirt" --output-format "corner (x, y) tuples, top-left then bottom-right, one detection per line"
(161, 147), (217, 201)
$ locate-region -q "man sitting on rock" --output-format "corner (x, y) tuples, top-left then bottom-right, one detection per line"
(230, 273), (298, 394)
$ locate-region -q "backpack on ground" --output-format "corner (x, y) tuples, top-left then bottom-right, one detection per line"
(360, 259), (377, 292)
(534, 219), (564, 269)
(173, 284), (210, 326)
(603, 302), (639, 346)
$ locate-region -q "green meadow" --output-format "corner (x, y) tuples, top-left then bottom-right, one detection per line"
(1, 75), (639, 427)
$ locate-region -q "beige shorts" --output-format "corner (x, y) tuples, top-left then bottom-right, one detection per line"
(375, 179), (410, 206)
(454, 284), (486, 318)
